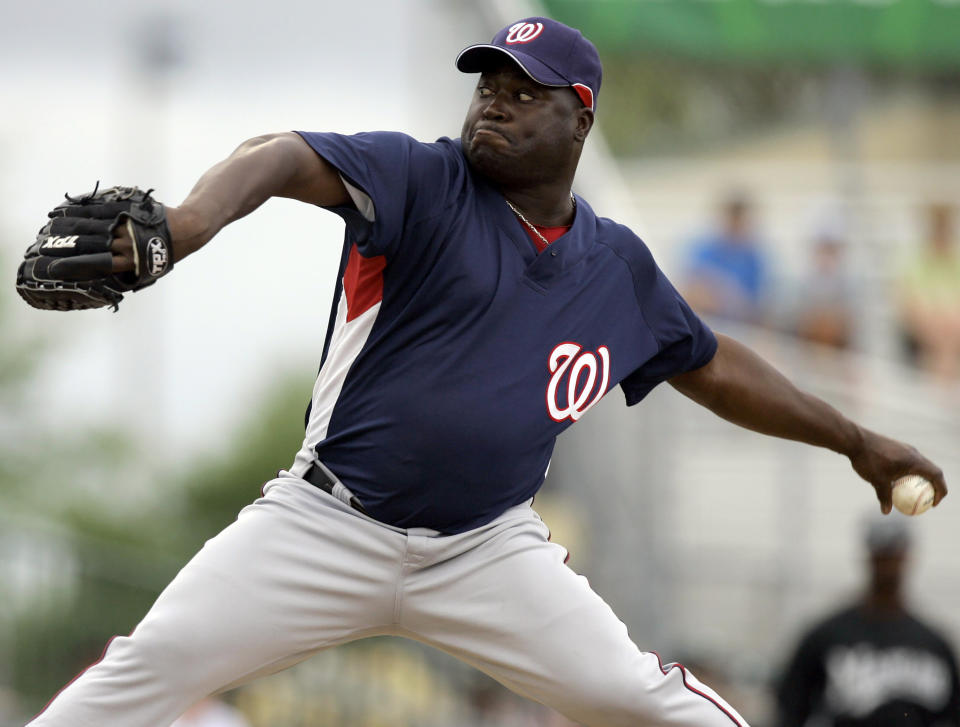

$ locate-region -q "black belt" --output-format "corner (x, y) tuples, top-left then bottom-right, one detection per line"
(303, 464), (369, 515)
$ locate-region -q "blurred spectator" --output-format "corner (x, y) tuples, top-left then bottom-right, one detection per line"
(774, 515), (960, 726)
(682, 192), (771, 324)
(171, 697), (250, 727)
(791, 233), (856, 350)
(897, 203), (960, 380)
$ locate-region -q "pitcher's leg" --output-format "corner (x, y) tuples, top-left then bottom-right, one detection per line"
(29, 477), (401, 727)
(402, 506), (749, 727)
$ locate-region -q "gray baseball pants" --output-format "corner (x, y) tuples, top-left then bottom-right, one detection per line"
(28, 472), (749, 727)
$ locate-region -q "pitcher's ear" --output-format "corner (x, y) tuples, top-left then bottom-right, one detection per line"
(574, 108), (594, 142)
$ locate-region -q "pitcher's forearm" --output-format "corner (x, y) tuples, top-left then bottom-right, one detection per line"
(670, 333), (947, 513)
(671, 334), (865, 456)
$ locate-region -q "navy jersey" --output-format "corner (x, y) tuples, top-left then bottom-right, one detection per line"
(290, 131), (717, 533)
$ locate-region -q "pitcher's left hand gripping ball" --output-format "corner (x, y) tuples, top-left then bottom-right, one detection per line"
(16, 185), (173, 311)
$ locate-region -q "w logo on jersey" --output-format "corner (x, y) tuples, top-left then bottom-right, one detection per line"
(546, 342), (610, 422)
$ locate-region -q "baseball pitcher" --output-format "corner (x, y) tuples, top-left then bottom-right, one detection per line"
(18, 17), (947, 727)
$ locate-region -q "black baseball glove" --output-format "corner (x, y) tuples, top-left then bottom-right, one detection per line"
(16, 184), (174, 311)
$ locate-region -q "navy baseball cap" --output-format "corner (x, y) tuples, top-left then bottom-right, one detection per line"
(456, 17), (602, 112)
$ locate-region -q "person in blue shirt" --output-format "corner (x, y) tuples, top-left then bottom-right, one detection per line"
(683, 193), (769, 324)
(28, 16), (946, 727)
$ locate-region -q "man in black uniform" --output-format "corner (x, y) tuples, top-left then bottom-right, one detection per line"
(775, 516), (960, 726)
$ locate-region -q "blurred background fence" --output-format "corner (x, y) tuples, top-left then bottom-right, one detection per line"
(3, 0), (959, 725)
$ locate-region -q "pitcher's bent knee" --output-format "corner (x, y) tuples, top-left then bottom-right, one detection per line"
(100, 630), (205, 694)
(546, 653), (747, 727)
(27, 631), (209, 727)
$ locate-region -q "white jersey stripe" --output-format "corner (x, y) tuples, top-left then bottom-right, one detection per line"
(290, 294), (380, 477)
(291, 173), (380, 478)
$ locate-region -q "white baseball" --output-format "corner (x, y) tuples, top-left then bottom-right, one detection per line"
(892, 475), (936, 516)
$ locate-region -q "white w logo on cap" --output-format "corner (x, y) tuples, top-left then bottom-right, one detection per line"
(505, 22), (544, 44)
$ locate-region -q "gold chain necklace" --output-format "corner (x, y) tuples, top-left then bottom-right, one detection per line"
(505, 193), (576, 248)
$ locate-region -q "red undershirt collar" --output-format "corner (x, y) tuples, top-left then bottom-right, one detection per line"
(519, 223), (571, 253)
